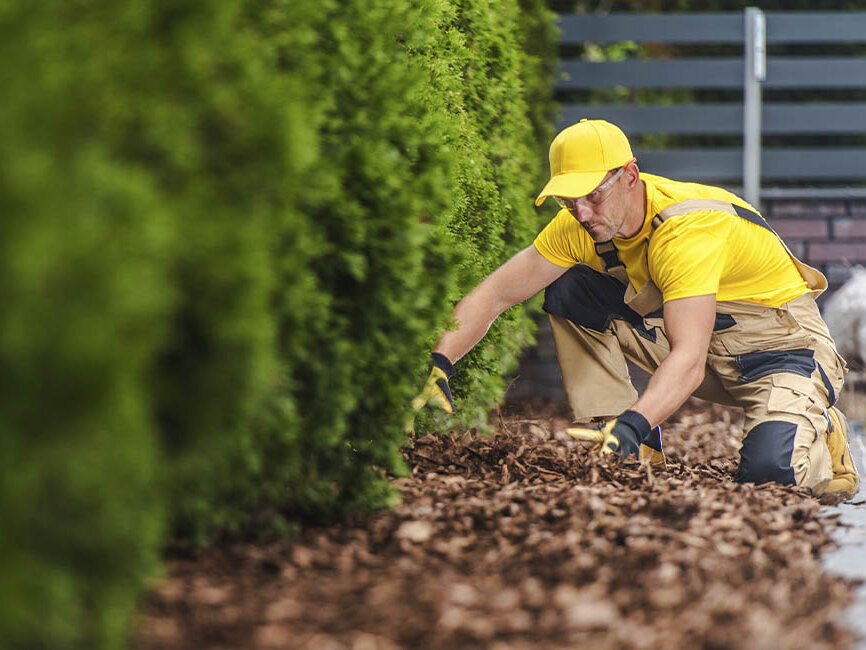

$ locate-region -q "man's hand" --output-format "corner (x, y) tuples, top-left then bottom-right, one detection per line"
(411, 353), (456, 414)
(566, 410), (663, 464)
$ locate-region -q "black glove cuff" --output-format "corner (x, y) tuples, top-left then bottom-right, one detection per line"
(431, 352), (455, 379)
(617, 409), (652, 438)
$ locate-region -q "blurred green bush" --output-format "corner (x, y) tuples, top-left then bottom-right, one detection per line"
(0, 0), (556, 647)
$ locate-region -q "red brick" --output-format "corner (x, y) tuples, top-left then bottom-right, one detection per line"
(833, 218), (866, 239)
(807, 242), (866, 264)
(766, 200), (847, 218)
(768, 218), (827, 240)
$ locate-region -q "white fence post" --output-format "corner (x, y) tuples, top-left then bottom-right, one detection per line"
(743, 7), (766, 208)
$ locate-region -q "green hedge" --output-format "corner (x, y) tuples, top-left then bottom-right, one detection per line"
(179, 0), (559, 536)
(0, 4), (171, 647)
(0, 0), (557, 647)
(0, 0), (291, 646)
(172, 0), (464, 538)
(422, 0), (559, 429)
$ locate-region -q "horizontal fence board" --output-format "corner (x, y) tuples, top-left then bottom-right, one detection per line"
(557, 13), (743, 45)
(558, 59), (742, 89)
(761, 187), (866, 199)
(558, 103), (866, 135)
(557, 12), (866, 45)
(764, 104), (866, 134)
(560, 104), (743, 135)
(559, 104), (741, 133)
(636, 149), (740, 180)
(767, 12), (866, 43)
(637, 148), (866, 181)
(763, 149), (866, 179)
(558, 58), (866, 90)
(766, 59), (866, 88)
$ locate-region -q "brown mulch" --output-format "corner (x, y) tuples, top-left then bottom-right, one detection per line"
(135, 398), (858, 650)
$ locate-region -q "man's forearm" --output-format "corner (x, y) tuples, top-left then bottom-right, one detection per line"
(432, 283), (502, 363)
(631, 351), (705, 427)
(430, 246), (569, 365)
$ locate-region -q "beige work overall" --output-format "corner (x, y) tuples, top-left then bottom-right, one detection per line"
(545, 199), (848, 494)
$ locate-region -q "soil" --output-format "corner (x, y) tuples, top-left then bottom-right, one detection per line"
(135, 398), (859, 650)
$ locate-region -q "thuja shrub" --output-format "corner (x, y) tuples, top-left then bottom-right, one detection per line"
(183, 0), (558, 532)
(516, 0), (561, 170)
(156, 0), (559, 533)
(0, 0), (292, 645)
(412, 0), (560, 430)
(0, 3), (173, 648)
(140, 0), (299, 542)
(0, 0), (557, 646)
(188, 0), (461, 532)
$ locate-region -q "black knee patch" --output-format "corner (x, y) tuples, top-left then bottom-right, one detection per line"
(543, 265), (655, 339)
(735, 420), (797, 485)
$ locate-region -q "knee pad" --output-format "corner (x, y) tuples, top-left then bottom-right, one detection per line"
(735, 420), (797, 486)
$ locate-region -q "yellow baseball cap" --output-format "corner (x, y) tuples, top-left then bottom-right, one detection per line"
(535, 119), (634, 206)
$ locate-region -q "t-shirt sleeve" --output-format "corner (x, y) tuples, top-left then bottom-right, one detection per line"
(533, 210), (591, 268)
(649, 210), (731, 302)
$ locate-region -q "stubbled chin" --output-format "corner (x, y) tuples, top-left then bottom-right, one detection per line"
(585, 226), (608, 241)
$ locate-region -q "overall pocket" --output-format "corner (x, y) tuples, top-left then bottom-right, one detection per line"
(736, 348), (815, 384)
(710, 307), (813, 357)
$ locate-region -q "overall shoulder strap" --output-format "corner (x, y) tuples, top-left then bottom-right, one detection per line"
(652, 198), (773, 234)
(593, 240), (630, 285)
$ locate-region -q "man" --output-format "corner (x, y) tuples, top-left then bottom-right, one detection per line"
(414, 118), (859, 498)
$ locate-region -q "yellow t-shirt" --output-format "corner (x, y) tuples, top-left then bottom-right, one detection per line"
(533, 173), (809, 307)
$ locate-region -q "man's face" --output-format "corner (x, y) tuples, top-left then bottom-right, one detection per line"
(555, 167), (628, 241)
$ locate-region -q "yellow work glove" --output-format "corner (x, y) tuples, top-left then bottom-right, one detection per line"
(566, 410), (666, 466)
(411, 352), (456, 414)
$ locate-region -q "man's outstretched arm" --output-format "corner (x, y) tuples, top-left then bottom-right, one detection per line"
(410, 246), (567, 418)
(433, 245), (568, 364)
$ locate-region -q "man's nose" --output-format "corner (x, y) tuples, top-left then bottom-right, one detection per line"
(574, 201), (594, 223)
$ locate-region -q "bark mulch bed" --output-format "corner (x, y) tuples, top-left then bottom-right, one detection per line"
(135, 398), (858, 650)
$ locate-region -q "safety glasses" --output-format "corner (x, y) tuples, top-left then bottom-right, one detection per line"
(554, 166), (626, 211)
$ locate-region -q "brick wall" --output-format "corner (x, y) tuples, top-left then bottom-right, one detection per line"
(505, 197), (866, 403)
(764, 197), (866, 293)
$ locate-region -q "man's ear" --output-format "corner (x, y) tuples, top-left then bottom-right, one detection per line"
(624, 160), (641, 188)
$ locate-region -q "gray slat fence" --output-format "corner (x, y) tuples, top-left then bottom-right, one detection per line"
(556, 9), (866, 205)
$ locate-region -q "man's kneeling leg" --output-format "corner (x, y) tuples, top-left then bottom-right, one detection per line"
(735, 420), (798, 486)
(735, 414), (838, 495)
(735, 412), (859, 498)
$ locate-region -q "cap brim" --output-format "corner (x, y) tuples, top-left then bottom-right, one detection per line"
(535, 169), (608, 207)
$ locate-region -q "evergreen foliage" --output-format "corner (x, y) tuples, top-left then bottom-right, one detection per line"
(180, 0), (559, 536)
(417, 0), (558, 430)
(0, 4), (173, 647)
(0, 0), (557, 647)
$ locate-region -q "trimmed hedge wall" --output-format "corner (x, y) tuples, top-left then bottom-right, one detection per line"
(0, 0), (557, 647)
